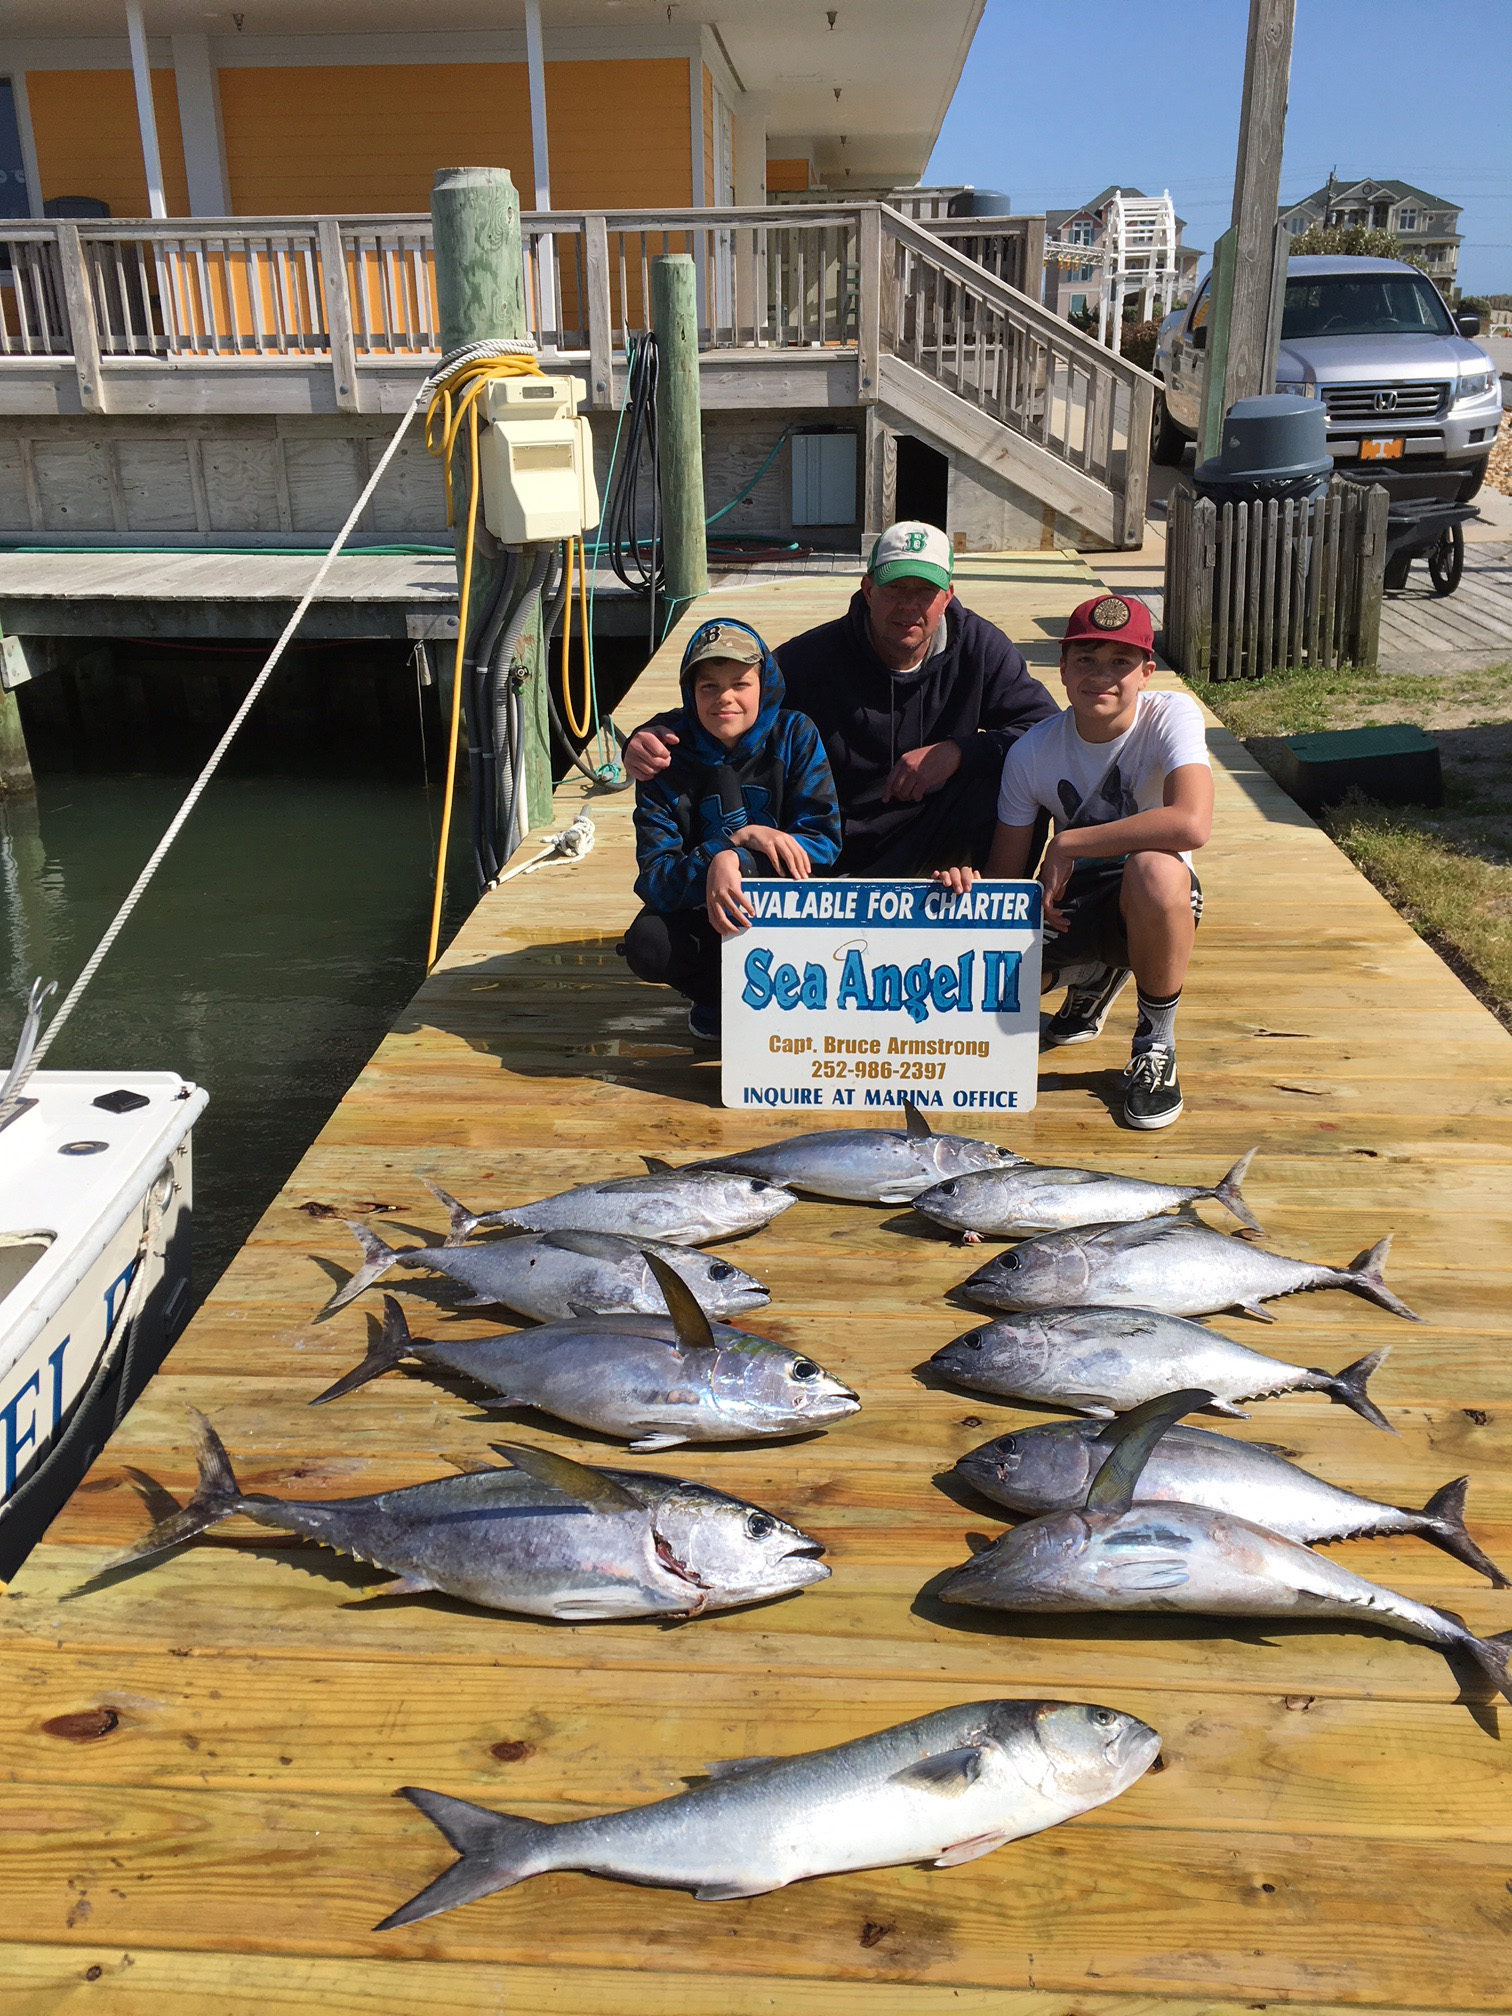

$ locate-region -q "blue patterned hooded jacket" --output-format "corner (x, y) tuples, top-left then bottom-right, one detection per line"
(633, 619), (842, 912)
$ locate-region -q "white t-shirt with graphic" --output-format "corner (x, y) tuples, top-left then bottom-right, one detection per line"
(996, 690), (1210, 863)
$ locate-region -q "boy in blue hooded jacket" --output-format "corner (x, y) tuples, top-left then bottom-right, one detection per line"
(622, 618), (841, 1041)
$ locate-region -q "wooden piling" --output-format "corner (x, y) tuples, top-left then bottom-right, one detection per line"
(0, 683), (35, 797)
(429, 166), (552, 836)
(650, 254), (709, 620)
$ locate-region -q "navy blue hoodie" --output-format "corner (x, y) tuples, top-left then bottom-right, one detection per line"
(633, 621), (842, 913)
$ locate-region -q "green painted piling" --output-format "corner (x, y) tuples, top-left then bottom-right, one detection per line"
(651, 255), (708, 620)
(429, 166), (551, 835)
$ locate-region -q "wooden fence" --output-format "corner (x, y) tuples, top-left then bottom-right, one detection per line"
(1164, 479), (1389, 680)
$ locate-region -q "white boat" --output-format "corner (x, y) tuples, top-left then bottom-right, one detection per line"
(0, 1054), (207, 1580)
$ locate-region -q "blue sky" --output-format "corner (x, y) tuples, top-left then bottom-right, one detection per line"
(927, 0), (1511, 296)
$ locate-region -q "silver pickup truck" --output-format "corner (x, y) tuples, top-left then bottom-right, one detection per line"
(1153, 254), (1500, 501)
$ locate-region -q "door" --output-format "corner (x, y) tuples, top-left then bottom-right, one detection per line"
(1166, 276), (1209, 430)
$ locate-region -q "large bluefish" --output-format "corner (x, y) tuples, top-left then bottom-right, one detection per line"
(914, 1150), (1263, 1240)
(678, 1100), (1021, 1204)
(422, 1167), (795, 1248)
(958, 1217), (1421, 1322)
(954, 1412), (1507, 1584)
(929, 1307), (1393, 1429)
(316, 1273), (860, 1452)
(322, 1221), (768, 1323)
(95, 1412), (828, 1622)
(378, 1697), (1160, 1927)
(939, 1392), (1512, 1702)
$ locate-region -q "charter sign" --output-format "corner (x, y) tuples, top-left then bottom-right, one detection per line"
(721, 879), (1043, 1114)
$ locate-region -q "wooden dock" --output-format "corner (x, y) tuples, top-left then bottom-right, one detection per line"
(5, 550), (1512, 2014)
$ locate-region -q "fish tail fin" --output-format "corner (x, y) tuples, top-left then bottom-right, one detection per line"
(1461, 1625), (1512, 1708)
(1323, 1348), (1394, 1433)
(1417, 1476), (1511, 1587)
(1344, 1234), (1422, 1322)
(376, 1786), (557, 1929)
(310, 1295), (425, 1407)
(101, 1408), (244, 1573)
(420, 1177), (481, 1246)
(320, 1221), (404, 1317)
(1210, 1148), (1265, 1234)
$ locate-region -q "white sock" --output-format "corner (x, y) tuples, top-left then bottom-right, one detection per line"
(1133, 987), (1180, 1054)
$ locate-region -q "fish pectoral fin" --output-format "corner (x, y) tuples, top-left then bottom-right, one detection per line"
(551, 1589), (662, 1620)
(491, 1440), (643, 1513)
(629, 1433), (687, 1452)
(700, 1755), (779, 1782)
(1085, 1389), (1214, 1511)
(1112, 1558), (1191, 1592)
(889, 1745), (985, 1796)
(932, 1831), (1010, 1868)
(641, 1250), (717, 1352)
(1207, 1400), (1250, 1419)
(693, 1878), (784, 1901)
(1235, 1301), (1279, 1323)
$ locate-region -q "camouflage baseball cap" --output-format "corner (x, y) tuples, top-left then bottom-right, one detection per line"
(683, 620), (765, 670)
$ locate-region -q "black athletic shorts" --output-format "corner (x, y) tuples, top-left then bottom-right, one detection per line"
(1041, 856), (1203, 975)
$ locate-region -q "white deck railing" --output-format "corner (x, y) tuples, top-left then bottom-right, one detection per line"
(0, 204), (1150, 536)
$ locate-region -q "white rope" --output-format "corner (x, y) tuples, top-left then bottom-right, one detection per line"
(15, 337), (539, 1090)
(489, 812), (596, 888)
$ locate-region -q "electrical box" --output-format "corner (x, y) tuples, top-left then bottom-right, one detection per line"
(479, 374), (601, 544)
(791, 431), (857, 526)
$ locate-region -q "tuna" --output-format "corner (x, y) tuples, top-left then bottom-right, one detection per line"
(953, 1411), (1506, 1584)
(674, 1099), (1022, 1204)
(378, 1697), (1160, 1927)
(913, 1149), (1263, 1240)
(320, 1221), (768, 1324)
(94, 1410), (828, 1622)
(314, 1267), (860, 1451)
(928, 1307), (1394, 1430)
(939, 1391), (1512, 1704)
(957, 1217), (1421, 1323)
(421, 1167), (795, 1248)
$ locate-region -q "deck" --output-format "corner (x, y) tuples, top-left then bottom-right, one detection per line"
(4, 551), (1512, 2013)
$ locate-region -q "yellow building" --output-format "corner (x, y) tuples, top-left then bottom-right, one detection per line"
(1, 1), (984, 223)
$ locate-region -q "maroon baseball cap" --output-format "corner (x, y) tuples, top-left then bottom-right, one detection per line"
(1062, 593), (1155, 653)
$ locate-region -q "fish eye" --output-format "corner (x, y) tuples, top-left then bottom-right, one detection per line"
(791, 1358), (820, 1381)
(938, 1181), (957, 1196)
(964, 1331), (984, 1350)
(997, 1436), (1017, 1453)
(708, 1261), (734, 1281)
(1092, 1708), (1117, 1727)
(745, 1511), (775, 1539)
(999, 1251), (1020, 1270)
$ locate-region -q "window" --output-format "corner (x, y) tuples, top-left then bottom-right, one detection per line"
(1070, 293), (1087, 316)
(1068, 219), (1094, 246)
(0, 80), (30, 220)
(1188, 276), (1211, 332)
(1282, 272), (1454, 339)
(1397, 205), (1418, 231)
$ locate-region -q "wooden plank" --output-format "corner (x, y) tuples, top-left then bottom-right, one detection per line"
(3, 551), (1512, 2013)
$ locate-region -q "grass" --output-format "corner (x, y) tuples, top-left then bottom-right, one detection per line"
(1186, 658), (1512, 1025)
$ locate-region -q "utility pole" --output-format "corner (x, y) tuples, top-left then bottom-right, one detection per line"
(1198, 0), (1296, 461)
(650, 255), (708, 621)
(430, 166), (552, 834)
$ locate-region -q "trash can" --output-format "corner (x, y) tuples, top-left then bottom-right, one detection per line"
(1194, 393), (1333, 508)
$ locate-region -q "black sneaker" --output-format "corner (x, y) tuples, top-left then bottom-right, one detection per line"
(1122, 1045), (1183, 1129)
(688, 1002), (721, 1044)
(1043, 965), (1131, 1047)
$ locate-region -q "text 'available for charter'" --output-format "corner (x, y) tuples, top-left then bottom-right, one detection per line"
(722, 879), (1044, 1112)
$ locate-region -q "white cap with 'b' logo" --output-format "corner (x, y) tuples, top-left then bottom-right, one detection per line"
(867, 520), (955, 592)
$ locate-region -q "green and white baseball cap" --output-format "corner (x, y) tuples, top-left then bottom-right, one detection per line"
(867, 520), (955, 591)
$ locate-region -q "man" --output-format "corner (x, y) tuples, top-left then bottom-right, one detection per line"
(622, 522), (1057, 874)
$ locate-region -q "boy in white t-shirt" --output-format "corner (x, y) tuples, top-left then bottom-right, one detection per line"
(938, 593), (1213, 1129)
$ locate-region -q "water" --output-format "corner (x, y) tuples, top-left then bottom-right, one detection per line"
(0, 770), (473, 1306)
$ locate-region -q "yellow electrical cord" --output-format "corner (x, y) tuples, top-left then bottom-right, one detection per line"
(422, 350), (544, 970)
(559, 535), (594, 741)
